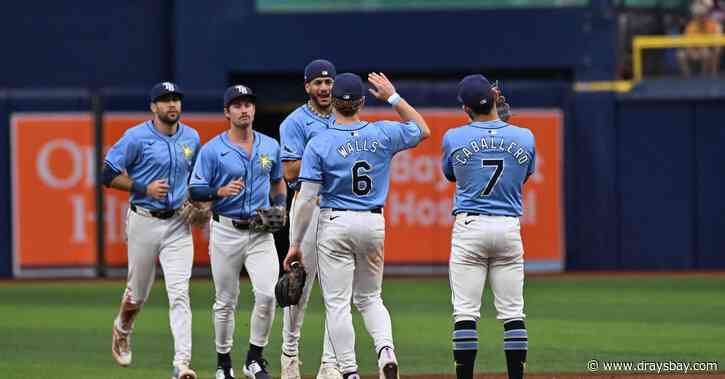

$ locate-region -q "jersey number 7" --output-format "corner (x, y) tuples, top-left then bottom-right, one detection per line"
(480, 159), (504, 197)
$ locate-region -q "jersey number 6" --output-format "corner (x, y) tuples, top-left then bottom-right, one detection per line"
(480, 159), (504, 197)
(352, 160), (373, 196)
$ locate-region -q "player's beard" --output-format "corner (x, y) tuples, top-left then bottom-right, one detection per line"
(159, 111), (180, 125)
(310, 92), (332, 113)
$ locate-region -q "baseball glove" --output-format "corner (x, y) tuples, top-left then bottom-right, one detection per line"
(179, 200), (211, 227)
(275, 261), (306, 307)
(250, 206), (287, 233)
(496, 92), (512, 122)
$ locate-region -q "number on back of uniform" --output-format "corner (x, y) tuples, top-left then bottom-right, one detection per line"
(480, 159), (504, 197)
(352, 160), (373, 196)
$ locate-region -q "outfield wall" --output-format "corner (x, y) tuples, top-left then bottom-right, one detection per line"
(2, 84), (725, 277)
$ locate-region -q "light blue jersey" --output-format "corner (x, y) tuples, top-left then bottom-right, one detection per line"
(189, 131), (282, 219)
(442, 120), (535, 217)
(299, 120), (422, 210)
(279, 104), (334, 190)
(105, 120), (200, 210)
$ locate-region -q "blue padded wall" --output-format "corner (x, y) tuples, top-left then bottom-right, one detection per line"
(615, 102), (694, 269)
(694, 102), (725, 269)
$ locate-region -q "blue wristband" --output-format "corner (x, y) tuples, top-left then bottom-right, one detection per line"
(130, 180), (147, 196)
(271, 194), (286, 207)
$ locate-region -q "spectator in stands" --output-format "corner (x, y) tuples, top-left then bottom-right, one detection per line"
(677, 1), (723, 77)
(709, 0), (725, 24)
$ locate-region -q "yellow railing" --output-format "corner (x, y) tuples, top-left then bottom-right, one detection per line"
(632, 34), (725, 82)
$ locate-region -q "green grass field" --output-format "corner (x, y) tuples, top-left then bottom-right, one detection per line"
(0, 275), (723, 379)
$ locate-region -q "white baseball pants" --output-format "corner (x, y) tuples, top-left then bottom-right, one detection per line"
(316, 209), (395, 374)
(124, 208), (194, 367)
(282, 196), (336, 365)
(210, 218), (279, 353)
(449, 214), (526, 323)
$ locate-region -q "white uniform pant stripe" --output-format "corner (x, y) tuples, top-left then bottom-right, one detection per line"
(125, 209), (194, 367)
(210, 220), (279, 353)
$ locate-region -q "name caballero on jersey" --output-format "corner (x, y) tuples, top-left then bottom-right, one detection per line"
(453, 136), (531, 165)
(336, 138), (380, 158)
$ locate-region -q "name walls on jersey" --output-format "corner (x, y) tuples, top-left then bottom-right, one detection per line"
(336, 139), (380, 157)
(11, 114), (227, 272)
(385, 150), (541, 227)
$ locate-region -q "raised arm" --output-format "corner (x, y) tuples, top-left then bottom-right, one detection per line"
(368, 72), (431, 140)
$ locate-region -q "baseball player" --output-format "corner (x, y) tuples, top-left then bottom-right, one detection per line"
(278, 59), (340, 379)
(441, 74), (534, 379)
(104, 82), (200, 379)
(283, 72), (431, 379)
(189, 85), (286, 379)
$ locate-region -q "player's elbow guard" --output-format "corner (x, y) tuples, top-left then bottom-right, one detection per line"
(101, 164), (121, 188)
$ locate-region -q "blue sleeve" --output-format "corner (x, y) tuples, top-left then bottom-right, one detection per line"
(191, 134), (201, 168)
(379, 120), (422, 154)
(190, 144), (216, 189)
(527, 133), (536, 177)
(441, 132), (456, 182)
(298, 139), (324, 183)
(104, 131), (140, 172)
(280, 116), (306, 161)
(271, 142), (283, 182)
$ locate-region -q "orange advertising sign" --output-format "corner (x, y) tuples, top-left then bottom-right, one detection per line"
(11, 113), (227, 276)
(362, 109), (564, 270)
(102, 114), (228, 268)
(12, 109), (563, 276)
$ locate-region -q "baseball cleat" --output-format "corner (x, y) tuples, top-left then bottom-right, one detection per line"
(216, 366), (236, 379)
(378, 347), (399, 379)
(172, 364), (198, 379)
(244, 358), (271, 379)
(280, 354), (301, 379)
(316, 364), (342, 379)
(111, 319), (132, 367)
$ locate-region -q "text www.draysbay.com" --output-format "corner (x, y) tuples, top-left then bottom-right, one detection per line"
(587, 359), (719, 374)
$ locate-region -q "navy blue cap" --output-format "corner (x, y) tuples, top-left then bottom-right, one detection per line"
(304, 59), (336, 83)
(332, 73), (364, 101)
(457, 74), (495, 110)
(224, 84), (256, 107)
(149, 82), (183, 102)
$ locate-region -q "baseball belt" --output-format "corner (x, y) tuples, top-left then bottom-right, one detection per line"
(130, 204), (178, 219)
(212, 214), (254, 230)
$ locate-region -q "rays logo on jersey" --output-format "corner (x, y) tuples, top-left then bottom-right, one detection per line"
(182, 145), (194, 160)
(259, 154), (273, 171)
(180, 144), (195, 167)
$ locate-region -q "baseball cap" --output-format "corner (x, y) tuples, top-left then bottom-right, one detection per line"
(331, 73), (364, 101)
(457, 74), (495, 110)
(149, 82), (184, 102)
(304, 59), (336, 83)
(224, 84), (256, 107)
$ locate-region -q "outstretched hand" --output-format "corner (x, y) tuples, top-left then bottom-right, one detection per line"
(368, 72), (397, 101)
